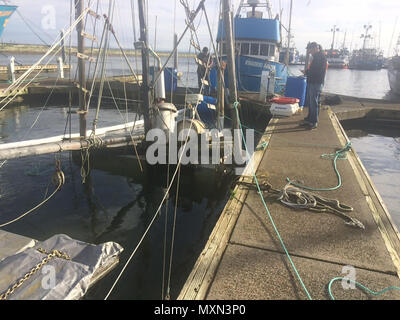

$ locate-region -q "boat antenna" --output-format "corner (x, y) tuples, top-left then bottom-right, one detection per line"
(388, 17), (398, 56)
(361, 24), (372, 50)
(330, 25), (339, 50)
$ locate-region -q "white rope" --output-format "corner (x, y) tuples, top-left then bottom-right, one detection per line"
(103, 109), (197, 300)
(0, 6), (91, 111)
(0, 169), (64, 228)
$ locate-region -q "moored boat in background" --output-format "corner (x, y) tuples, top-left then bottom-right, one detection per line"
(348, 25), (383, 70)
(349, 48), (383, 70)
(325, 48), (349, 69)
(216, 0), (288, 95)
(387, 55), (400, 95)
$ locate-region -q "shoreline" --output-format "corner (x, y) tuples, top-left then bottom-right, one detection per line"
(0, 43), (196, 57)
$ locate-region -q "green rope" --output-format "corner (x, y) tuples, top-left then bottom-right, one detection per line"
(328, 277), (400, 300)
(286, 142), (352, 191)
(255, 141), (268, 151)
(233, 105), (399, 300)
(233, 101), (313, 300)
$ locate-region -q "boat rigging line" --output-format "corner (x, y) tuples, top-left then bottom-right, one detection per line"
(105, 0), (220, 299)
(0, 6), (92, 111)
(0, 159), (65, 228)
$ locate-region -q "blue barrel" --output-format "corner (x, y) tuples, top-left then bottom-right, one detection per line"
(197, 101), (216, 126)
(284, 76), (307, 106)
(203, 95), (217, 105)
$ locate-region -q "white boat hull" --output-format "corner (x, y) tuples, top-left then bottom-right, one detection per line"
(388, 66), (400, 95)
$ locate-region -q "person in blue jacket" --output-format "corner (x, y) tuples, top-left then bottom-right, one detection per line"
(301, 42), (327, 130)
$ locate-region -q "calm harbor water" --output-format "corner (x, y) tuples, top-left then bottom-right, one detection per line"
(0, 104), (239, 299)
(343, 120), (400, 229)
(0, 53), (399, 299)
(0, 53), (396, 100)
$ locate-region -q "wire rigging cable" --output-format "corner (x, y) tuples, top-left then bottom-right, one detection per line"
(105, 1), (214, 298)
(0, 6), (91, 112)
(0, 160), (65, 228)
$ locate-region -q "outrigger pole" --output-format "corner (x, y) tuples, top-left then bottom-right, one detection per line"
(222, 0), (241, 148)
(75, 0), (87, 138)
(137, 0), (152, 135)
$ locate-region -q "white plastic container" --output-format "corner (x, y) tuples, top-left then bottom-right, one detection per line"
(270, 102), (299, 117)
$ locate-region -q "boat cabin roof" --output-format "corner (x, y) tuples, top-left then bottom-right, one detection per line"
(217, 17), (280, 43)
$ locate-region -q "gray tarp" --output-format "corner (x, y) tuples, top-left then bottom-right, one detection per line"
(0, 234), (123, 300)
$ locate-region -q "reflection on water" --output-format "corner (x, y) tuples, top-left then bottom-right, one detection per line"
(344, 120), (400, 229)
(0, 147), (236, 299)
(0, 103), (259, 299)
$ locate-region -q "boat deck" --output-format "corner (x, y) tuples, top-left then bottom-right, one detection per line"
(178, 105), (400, 300)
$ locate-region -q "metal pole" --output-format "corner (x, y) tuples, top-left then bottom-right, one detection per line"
(75, 0), (87, 138)
(222, 0), (239, 131)
(173, 33), (178, 70)
(284, 0), (293, 66)
(60, 29), (66, 63)
(137, 0), (152, 134)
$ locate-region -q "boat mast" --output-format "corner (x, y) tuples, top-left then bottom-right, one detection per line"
(137, 0), (152, 134)
(75, 0), (87, 138)
(361, 24), (372, 50)
(284, 0), (293, 66)
(330, 25), (339, 50)
(222, 0), (239, 134)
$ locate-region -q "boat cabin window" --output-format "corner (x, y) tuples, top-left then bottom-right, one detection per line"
(241, 43), (249, 55)
(250, 43), (259, 55)
(221, 41), (276, 58)
(260, 44), (268, 56)
(269, 44), (275, 56)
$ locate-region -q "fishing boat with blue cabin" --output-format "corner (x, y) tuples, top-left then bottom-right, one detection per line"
(215, 0), (288, 95)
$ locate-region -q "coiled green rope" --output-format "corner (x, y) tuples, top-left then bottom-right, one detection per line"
(286, 142), (352, 191)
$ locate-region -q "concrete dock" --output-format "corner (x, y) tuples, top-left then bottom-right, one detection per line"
(178, 103), (400, 300)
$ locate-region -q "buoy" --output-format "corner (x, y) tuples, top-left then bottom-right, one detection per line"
(270, 97), (300, 104)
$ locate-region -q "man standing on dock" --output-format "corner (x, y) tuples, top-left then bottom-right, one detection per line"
(302, 42), (327, 130)
(196, 47), (211, 94)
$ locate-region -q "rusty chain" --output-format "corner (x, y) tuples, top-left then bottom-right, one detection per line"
(0, 248), (71, 300)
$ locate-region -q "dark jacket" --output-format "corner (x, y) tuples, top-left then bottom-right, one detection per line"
(306, 51), (327, 85)
(197, 51), (209, 75)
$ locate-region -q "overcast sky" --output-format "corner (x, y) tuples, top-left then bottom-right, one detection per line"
(1, 0), (399, 57)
